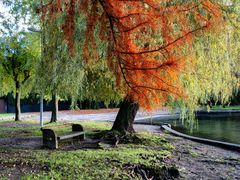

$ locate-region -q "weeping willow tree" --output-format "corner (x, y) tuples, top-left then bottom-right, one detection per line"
(37, 0), (226, 133)
(35, 10), (121, 122)
(33, 18), (85, 122)
(176, 0), (240, 127)
(223, 0), (240, 83)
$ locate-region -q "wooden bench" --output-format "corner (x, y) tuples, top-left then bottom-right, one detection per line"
(42, 124), (85, 149)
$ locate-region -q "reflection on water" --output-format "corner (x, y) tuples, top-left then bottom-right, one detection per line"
(153, 116), (240, 144)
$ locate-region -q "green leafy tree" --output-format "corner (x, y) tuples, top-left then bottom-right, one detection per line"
(0, 33), (40, 121)
(33, 17), (87, 122)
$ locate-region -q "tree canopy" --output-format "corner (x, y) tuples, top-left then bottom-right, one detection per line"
(0, 32), (40, 120)
(0, 0), (239, 131)
(0, 32), (39, 96)
(39, 0), (224, 111)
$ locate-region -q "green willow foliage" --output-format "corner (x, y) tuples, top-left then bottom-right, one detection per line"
(179, 17), (240, 125)
(35, 11), (121, 107)
(183, 32), (238, 107)
(1, 0), (121, 107)
(74, 15), (122, 107)
(34, 18), (84, 101)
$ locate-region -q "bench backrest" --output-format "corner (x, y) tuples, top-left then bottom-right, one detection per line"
(72, 124), (84, 132)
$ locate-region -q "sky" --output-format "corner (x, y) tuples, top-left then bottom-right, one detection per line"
(0, 1), (28, 33)
(0, 1), (9, 18)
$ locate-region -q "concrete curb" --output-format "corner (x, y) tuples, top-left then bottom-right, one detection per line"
(196, 110), (240, 118)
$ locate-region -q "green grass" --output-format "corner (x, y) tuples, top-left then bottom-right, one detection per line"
(0, 120), (41, 138)
(0, 146), (172, 179)
(0, 120), (112, 138)
(0, 120), (176, 179)
(211, 105), (240, 110)
(26, 147), (171, 179)
(0, 113), (14, 117)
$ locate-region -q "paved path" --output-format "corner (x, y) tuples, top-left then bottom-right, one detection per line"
(2, 109), (240, 123)
(1, 110), (179, 123)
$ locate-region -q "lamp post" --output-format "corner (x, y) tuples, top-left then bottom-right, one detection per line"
(28, 27), (44, 129)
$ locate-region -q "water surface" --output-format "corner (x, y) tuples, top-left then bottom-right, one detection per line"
(153, 116), (240, 144)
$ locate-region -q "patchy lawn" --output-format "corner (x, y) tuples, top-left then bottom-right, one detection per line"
(0, 120), (177, 179)
(1, 120), (239, 179)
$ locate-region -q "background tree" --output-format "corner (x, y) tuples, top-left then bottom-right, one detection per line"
(0, 33), (40, 121)
(34, 20), (78, 122)
(2, 0), (121, 122)
(36, 9), (122, 122)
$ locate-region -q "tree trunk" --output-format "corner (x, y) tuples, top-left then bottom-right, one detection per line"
(111, 96), (139, 134)
(15, 82), (21, 121)
(50, 93), (58, 123)
(70, 97), (79, 110)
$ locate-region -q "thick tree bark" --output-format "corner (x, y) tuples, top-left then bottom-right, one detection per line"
(15, 82), (21, 121)
(50, 93), (58, 123)
(111, 96), (139, 133)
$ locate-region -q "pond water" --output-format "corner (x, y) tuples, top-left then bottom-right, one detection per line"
(153, 116), (240, 145)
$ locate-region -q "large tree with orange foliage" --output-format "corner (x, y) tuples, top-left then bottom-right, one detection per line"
(39, 0), (223, 133)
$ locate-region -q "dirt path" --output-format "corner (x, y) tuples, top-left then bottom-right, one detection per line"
(164, 134), (240, 179)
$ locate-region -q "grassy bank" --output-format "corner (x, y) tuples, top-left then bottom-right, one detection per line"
(211, 105), (240, 110)
(0, 120), (178, 179)
(0, 113), (14, 117)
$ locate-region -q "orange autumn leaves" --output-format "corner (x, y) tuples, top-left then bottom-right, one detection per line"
(40, 0), (222, 110)
(101, 0), (222, 110)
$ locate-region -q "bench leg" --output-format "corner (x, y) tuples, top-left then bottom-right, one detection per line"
(42, 129), (58, 149)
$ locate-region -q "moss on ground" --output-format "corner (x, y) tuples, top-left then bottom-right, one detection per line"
(0, 120), (177, 179)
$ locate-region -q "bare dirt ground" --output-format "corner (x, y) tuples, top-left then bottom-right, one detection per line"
(164, 134), (240, 180)
(0, 124), (239, 179)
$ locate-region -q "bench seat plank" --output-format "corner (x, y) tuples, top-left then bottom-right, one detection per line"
(58, 131), (84, 140)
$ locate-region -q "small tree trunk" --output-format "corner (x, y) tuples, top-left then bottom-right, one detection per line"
(50, 93), (58, 123)
(111, 96), (139, 134)
(15, 84), (21, 121)
(70, 97), (79, 110)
